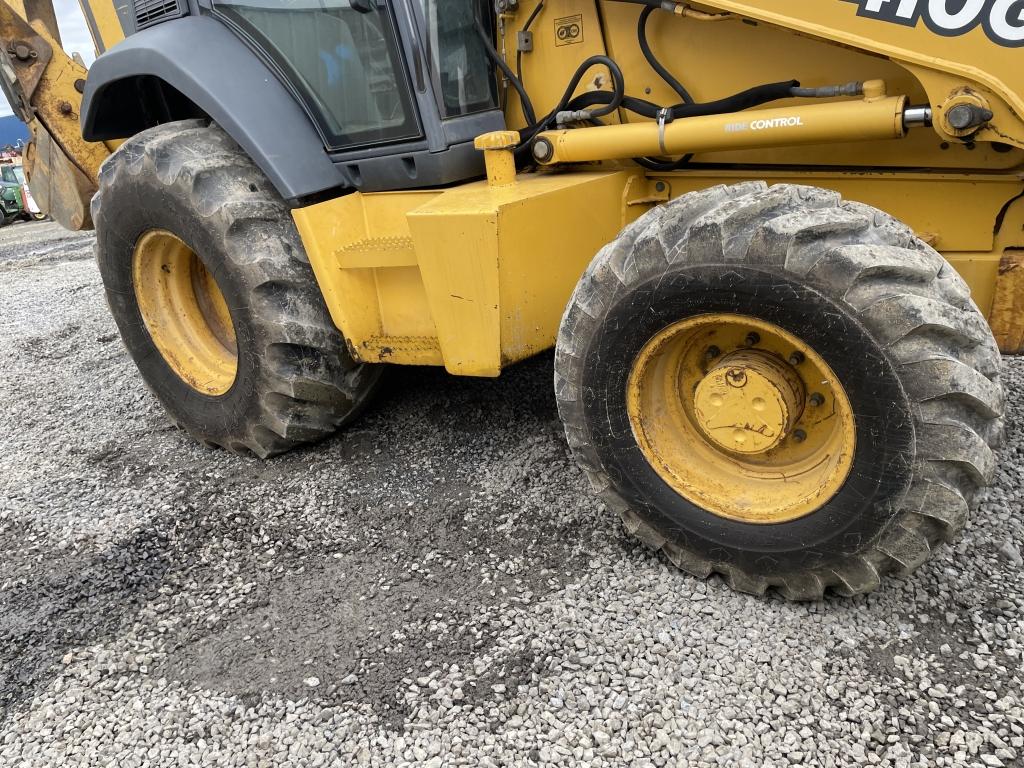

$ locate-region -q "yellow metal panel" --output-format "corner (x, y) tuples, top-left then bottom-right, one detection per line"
(295, 170), (1021, 371)
(375, 265), (438, 338)
(684, 0), (1024, 144)
(408, 171), (634, 375)
(292, 192), (444, 366)
(494, 175), (638, 365)
(508, 0), (1024, 168)
(408, 205), (502, 375)
(501, 0), (615, 130)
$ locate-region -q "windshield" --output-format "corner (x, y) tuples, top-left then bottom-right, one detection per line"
(417, 0), (497, 118)
(0, 164), (23, 185)
(213, 0), (421, 150)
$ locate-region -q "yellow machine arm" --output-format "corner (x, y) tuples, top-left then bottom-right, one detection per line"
(0, 0), (110, 229)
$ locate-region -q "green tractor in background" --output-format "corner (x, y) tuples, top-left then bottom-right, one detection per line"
(1, 160), (47, 226)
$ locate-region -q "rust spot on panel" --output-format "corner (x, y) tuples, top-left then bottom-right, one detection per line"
(990, 248), (1024, 353)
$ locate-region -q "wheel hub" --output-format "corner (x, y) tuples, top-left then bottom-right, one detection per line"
(626, 313), (856, 524)
(132, 229), (238, 396)
(693, 349), (806, 454)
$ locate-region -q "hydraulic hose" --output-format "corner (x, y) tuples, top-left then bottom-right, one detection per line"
(475, 17), (537, 126)
(549, 55), (627, 126)
(638, 5), (692, 105)
(636, 5), (693, 167)
(516, 0), (545, 83)
(560, 80), (800, 121)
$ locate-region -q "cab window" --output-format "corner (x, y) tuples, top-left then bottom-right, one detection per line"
(213, 0), (421, 150)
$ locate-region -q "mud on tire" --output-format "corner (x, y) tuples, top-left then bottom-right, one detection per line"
(554, 182), (1004, 599)
(94, 120), (380, 457)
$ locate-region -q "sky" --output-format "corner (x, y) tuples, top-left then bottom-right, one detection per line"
(0, 0), (96, 118)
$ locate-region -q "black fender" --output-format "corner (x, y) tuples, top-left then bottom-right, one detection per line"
(81, 16), (344, 201)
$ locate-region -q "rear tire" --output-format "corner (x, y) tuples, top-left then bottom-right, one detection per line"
(94, 120), (381, 457)
(555, 182), (1004, 599)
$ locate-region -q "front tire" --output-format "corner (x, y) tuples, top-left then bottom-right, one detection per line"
(555, 183), (1003, 599)
(94, 120), (381, 457)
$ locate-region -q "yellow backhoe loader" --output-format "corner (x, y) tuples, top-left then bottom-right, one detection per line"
(3, 0), (1021, 598)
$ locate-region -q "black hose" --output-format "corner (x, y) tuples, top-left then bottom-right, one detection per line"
(605, 0), (672, 9)
(526, 55), (626, 135)
(638, 6), (692, 104)
(516, 1), (545, 83)
(633, 155), (691, 171)
(474, 18), (537, 126)
(636, 5), (693, 167)
(560, 80), (799, 120)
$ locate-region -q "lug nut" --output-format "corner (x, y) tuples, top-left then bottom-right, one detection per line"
(809, 392), (825, 407)
(792, 429), (807, 443)
(788, 351), (805, 366)
(705, 345), (720, 361)
(744, 332), (760, 347)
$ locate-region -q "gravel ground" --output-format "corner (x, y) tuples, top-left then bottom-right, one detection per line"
(0, 220), (1022, 768)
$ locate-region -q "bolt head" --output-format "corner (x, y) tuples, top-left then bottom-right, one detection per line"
(744, 332), (760, 347)
(725, 368), (748, 387)
(947, 104), (974, 130)
(792, 429), (807, 443)
(788, 351), (805, 366)
(809, 392), (825, 407)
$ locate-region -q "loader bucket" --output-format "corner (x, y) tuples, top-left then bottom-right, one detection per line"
(23, 120), (97, 230)
(1, 0), (107, 230)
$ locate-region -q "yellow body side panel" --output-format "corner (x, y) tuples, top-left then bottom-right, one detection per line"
(507, 0), (1024, 169)
(502, 0), (614, 130)
(701, 0), (1024, 141)
(295, 168), (1021, 372)
(409, 171), (633, 375)
(292, 192), (445, 366)
(294, 172), (635, 375)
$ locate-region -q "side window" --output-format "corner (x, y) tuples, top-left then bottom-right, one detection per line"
(418, 0), (497, 118)
(0, 167), (14, 184)
(213, 0), (421, 150)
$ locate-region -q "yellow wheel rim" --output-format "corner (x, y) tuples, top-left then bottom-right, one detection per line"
(132, 229), (237, 396)
(626, 313), (856, 524)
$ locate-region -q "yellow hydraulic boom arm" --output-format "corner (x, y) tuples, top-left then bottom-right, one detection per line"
(0, 0), (110, 229)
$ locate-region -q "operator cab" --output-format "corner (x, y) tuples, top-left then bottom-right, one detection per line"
(207, 0), (504, 190)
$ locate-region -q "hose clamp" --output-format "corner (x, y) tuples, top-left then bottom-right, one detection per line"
(656, 108), (673, 155)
